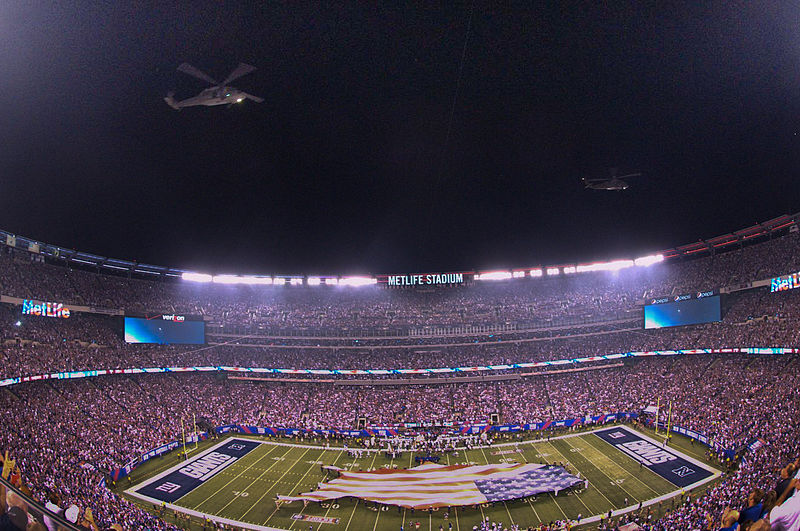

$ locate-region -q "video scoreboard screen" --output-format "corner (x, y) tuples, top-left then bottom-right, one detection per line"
(644, 293), (721, 329)
(124, 314), (205, 344)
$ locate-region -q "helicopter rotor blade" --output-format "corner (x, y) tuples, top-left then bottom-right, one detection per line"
(177, 63), (219, 86)
(241, 92), (264, 103)
(617, 172), (642, 179)
(223, 63), (257, 85)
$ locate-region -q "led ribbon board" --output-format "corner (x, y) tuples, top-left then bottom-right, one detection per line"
(1, 347), (797, 388)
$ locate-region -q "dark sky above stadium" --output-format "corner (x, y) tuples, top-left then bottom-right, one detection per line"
(2, 2), (800, 274)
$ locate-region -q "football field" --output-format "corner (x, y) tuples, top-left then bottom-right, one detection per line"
(125, 425), (720, 530)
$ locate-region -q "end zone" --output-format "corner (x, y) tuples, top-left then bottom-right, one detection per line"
(594, 425), (715, 488)
(128, 438), (261, 503)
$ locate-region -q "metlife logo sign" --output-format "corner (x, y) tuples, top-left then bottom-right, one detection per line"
(135, 439), (260, 503)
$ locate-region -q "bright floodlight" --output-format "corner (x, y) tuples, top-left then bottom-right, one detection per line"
(325, 278), (339, 285)
(512, 270), (526, 278)
(212, 275), (272, 285)
(243, 276), (273, 285)
(576, 259), (634, 273)
(182, 272), (213, 282)
(530, 268), (543, 277)
(635, 254), (664, 267)
(546, 267), (560, 276)
(563, 266), (577, 274)
(340, 276), (377, 287)
(212, 275), (240, 284)
(476, 271), (512, 281)
(307, 277), (321, 286)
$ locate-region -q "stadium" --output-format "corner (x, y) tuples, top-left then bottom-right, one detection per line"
(0, 214), (798, 530)
(6, 3), (800, 531)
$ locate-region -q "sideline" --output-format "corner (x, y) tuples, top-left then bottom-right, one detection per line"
(232, 423), (601, 452)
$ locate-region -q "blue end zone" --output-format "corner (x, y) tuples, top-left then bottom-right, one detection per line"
(594, 427), (712, 488)
(135, 439), (261, 503)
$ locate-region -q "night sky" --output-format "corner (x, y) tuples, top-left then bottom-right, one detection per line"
(2, 2), (800, 275)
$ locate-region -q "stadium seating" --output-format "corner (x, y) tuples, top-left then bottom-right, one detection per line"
(0, 231), (798, 529)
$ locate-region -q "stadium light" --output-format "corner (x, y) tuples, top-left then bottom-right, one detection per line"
(563, 266), (577, 274)
(530, 268), (543, 277)
(512, 270), (526, 278)
(476, 271), (512, 281)
(546, 267), (560, 276)
(339, 276), (377, 287)
(212, 275), (239, 284)
(307, 277), (321, 286)
(182, 272), (213, 282)
(289, 278), (303, 286)
(212, 275), (272, 285)
(272, 277), (286, 286)
(634, 254), (664, 267)
(324, 278), (339, 285)
(244, 276), (273, 285)
(576, 259), (634, 273)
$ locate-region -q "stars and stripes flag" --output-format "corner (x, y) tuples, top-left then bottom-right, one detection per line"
(277, 462), (581, 509)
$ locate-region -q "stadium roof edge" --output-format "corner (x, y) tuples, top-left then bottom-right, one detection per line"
(0, 213), (796, 282)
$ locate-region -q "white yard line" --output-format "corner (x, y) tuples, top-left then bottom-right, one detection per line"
(539, 439), (594, 517)
(569, 426), (722, 527)
(446, 452), (461, 531)
(581, 433), (662, 496)
(242, 447), (313, 521)
(477, 446), (516, 529)
(293, 450), (345, 530)
(561, 435), (638, 506)
(282, 451), (335, 529)
(344, 450), (378, 531)
(190, 445), (284, 510)
(371, 452), (395, 531)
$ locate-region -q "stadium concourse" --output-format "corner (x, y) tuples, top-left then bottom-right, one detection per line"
(0, 228), (800, 529)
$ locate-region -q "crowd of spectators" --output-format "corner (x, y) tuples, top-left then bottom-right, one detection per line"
(0, 231), (797, 529)
(0, 353), (797, 529)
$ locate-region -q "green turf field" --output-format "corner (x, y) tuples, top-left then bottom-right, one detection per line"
(125, 426), (720, 530)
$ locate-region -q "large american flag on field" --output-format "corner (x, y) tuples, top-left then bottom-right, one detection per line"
(278, 462), (581, 509)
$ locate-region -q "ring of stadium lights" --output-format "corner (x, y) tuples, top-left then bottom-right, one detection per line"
(181, 255), (665, 285)
(1, 347), (793, 388)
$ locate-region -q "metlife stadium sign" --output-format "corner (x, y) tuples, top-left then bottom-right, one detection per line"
(21, 299), (71, 319)
(380, 273), (467, 287)
(770, 272), (800, 292)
